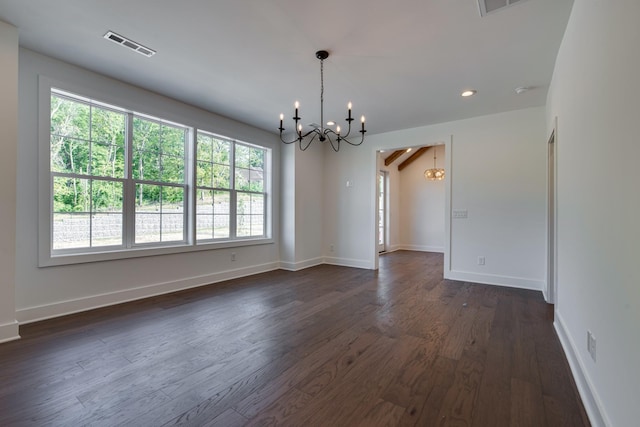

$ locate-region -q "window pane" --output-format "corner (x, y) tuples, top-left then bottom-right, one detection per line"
(135, 183), (161, 243)
(53, 176), (90, 213)
(50, 137), (90, 175)
(212, 138), (230, 165)
(214, 190), (230, 214)
(250, 193), (264, 216)
(197, 134), (212, 162)
(250, 148), (264, 170)
(52, 176), (91, 249)
(51, 95), (90, 140)
(197, 161), (212, 187)
(196, 189), (213, 240)
(133, 117), (160, 154)
(91, 106), (125, 147)
(235, 167), (250, 191)
(91, 142), (125, 178)
(132, 151), (161, 181)
(235, 144), (250, 168)
(214, 215), (230, 239)
(161, 126), (185, 157)
(53, 213), (90, 249)
(213, 164), (230, 189)
(249, 169), (263, 192)
(161, 155), (185, 183)
(92, 213), (123, 247)
(161, 211), (184, 242)
(237, 215), (251, 237)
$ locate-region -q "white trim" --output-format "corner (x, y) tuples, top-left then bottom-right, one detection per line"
(279, 257), (324, 272)
(324, 256), (373, 270)
(397, 244), (444, 253)
(444, 136), (453, 277)
(16, 261), (280, 324)
(0, 320), (20, 343)
(554, 313), (609, 427)
(445, 270), (543, 291)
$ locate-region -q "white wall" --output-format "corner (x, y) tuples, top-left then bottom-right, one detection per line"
(399, 145), (445, 252)
(324, 107), (547, 290)
(546, 1), (640, 425)
(0, 21), (19, 342)
(280, 140), (325, 270)
(15, 49), (281, 323)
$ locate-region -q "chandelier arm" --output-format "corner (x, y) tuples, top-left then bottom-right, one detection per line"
(299, 132), (318, 151)
(280, 133), (301, 145)
(328, 136), (340, 152)
(340, 130), (366, 147)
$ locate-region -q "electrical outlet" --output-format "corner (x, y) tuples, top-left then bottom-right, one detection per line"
(587, 330), (597, 362)
(477, 256), (485, 266)
(231, 252), (236, 262)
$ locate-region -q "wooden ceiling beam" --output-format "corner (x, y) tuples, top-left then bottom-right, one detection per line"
(398, 146), (430, 171)
(384, 150), (406, 166)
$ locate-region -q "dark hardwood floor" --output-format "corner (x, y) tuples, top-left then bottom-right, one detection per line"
(0, 251), (589, 426)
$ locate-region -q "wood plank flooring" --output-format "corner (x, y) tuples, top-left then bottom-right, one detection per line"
(0, 251), (589, 426)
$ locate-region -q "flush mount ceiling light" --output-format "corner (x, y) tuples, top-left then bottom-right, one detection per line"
(515, 86), (532, 94)
(424, 147), (445, 181)
(461, 89), (477, 97)
(279, 50), (366, 152)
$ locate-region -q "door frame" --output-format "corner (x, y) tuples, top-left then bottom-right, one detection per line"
(546, 118), (558, 304)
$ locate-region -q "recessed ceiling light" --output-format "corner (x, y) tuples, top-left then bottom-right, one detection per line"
(326, 121), (336, 126)
(515, 86), (531, 94)
(461, 90), (477, 97)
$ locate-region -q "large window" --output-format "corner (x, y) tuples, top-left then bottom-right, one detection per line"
(195, 133), (267, 241)
(44, 86), (270, 264)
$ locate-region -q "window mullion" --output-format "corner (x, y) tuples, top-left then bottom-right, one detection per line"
(187, 128), (196, 245)
(229, 141), (237, 238)
(123, 112), (135, 248)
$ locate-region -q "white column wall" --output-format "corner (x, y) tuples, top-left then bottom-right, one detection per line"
(0, 21), (19, 342)
(546, 1), (640, 425)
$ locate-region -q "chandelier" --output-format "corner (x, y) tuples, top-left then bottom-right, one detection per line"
(424, 147), (445, 181)
(279, 50), (366, 152)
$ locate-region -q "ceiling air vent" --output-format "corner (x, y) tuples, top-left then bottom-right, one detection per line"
(478, 0), (529, 16)
(103, 31), (156, 57)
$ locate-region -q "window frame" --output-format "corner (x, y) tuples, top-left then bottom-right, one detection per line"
(38, 76), (273, 267)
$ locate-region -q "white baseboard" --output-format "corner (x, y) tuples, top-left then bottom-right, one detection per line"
(398, 244), (444, 253)
(279, 257), (324, 271)
(0, 320), (20, 343)
(444, 270), (543, 291)
(323, 256), (373, 270)
(554, 313), (609, 427)
(16, 261), (280, 325)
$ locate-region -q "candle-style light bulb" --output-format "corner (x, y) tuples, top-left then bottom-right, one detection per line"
(361, 115), (365, 123)
(336, 125), (341, 135)
(279, 113), (284, 121)
(361, 115), (366, 132)
(347, 102), (352, 120)
(294, 101), (300, 109)
(298, 124), (302, 132)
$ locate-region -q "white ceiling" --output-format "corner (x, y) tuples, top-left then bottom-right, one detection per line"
(0, 0), (573, 136)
